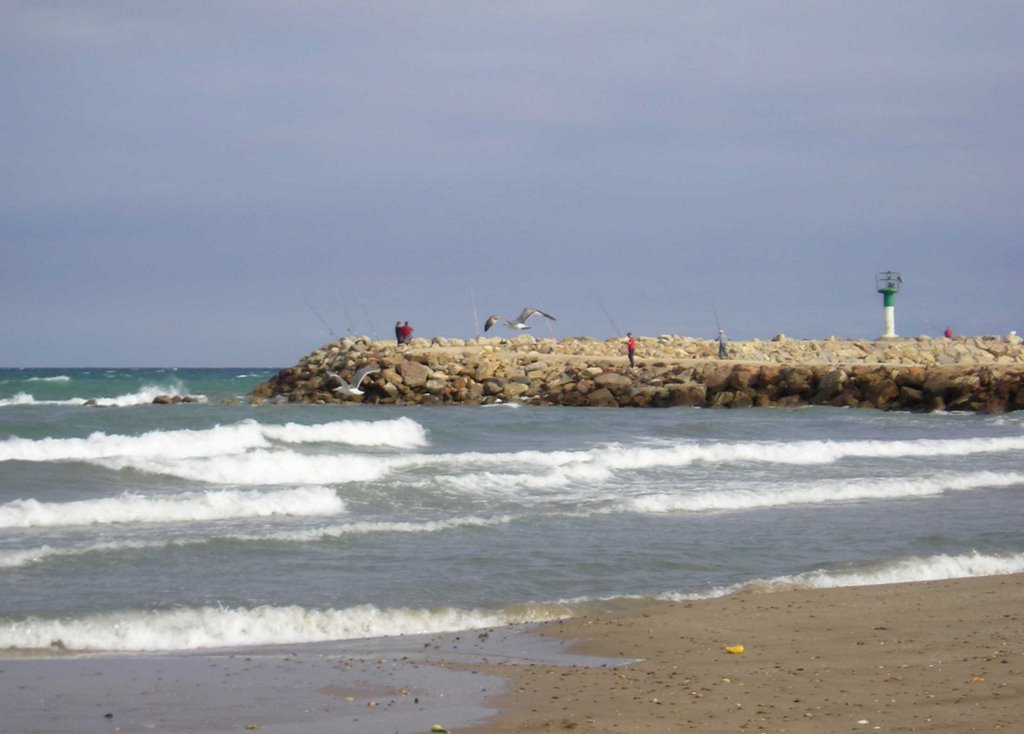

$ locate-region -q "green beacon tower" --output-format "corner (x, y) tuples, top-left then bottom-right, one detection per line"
(876, 271), (903, 339)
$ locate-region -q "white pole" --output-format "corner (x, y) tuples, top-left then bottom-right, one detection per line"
(883, 305), (896, 338)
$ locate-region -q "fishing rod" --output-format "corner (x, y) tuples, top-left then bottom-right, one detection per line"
(353, 288), (377, 340)
(470, 287), (481, 337)
(336, 293), (356, 336)
(711, 299), (722, 333)
(595, 297), (622, 338)
(304, 296), (336, 338)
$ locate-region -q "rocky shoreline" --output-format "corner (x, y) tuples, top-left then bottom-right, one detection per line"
(250, 333), (1024, 413)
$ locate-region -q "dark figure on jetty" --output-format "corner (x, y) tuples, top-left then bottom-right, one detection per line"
(395, 321), (403, 345)
(626, 332), (636, 368)
(717, 329), (728, 359)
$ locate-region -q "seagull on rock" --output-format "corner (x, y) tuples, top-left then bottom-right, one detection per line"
(326, 365), (380, 396)
(484, 308), (556, 332)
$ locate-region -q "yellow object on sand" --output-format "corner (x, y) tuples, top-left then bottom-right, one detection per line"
(431, 726), (449, 733)
(725, 644), (745, 654)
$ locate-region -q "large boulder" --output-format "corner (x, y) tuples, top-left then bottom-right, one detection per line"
(594, 372), (633, 390)
(398, 360), (431, 388)
(815, 368), (848, 402)
(586, 387), (618, 407)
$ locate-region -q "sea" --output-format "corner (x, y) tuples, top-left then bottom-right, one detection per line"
(2, 366), (1023, 655)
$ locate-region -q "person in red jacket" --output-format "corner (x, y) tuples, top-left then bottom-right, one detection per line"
(944, 326), (953, 338)
(626, 332), (636, 368)
(400, 321), (414, 343)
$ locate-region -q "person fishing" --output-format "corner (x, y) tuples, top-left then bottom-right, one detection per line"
(626, 332), (636, 368)
(716, 329), (728, 359)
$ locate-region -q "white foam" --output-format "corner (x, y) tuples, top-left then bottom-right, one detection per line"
(260, 416), (427, 447)
(444, 436), (1024, 478)
(623, 471), (1024, 514)
(767, 551), (1024, 589)
(0, 541), (163, 569)
(0, 392), (36, 407)
(661, 551), (1024, 601)
(0, 515), (518, 569)
(0, 486), (344, 529)
(0, 516), (510, 569)
(231, 514), (517, 544)
(0, 384), (201, 408)
(26, 375), (71, 382)
(596, 436), (1024, 469)
(400, 436), (1024, 497)
(443, 464), (615, 493)
(99, 450), (392, 485)
(0, 424), (268, 462)
(0, 602), (564, 652)
(0, 417), (428, 463)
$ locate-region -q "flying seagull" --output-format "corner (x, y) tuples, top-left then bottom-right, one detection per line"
(326, 365), (380, 396)
(484, 308), (556, 332)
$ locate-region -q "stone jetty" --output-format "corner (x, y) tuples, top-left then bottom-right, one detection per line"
(251, 333), (1024, 413)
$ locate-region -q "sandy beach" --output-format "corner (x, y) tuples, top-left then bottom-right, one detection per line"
(464, 574), (1024, 733)
(3, 575), (1020, 733)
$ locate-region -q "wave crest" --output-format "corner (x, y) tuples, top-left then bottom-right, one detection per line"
(0, 603), (564, 652)
(662, 551), (1024, 601)
(0, 486), (344, 528)
(0, 417), (428, 463)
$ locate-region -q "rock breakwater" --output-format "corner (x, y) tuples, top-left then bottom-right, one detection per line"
(252, 334), (1024, 413)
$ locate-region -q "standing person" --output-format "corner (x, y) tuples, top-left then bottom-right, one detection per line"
(395, 321), (404, 345)
(400, 321), (413, 344)
(716, 329), (728, 359)
(944, 326), (953, 338)
(626, 332), (636, 368)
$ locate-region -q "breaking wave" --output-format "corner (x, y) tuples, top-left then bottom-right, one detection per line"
(0, 417), (428, 463)
(3, 551), (1014, 651)
(0, 602), (565, 652)
(0, 383), (203, 407)
(0, 514), (517, 569)
(0, 486), (344, 529)
(663, 550), (1024, 601)
(623, 471), (1024, 514)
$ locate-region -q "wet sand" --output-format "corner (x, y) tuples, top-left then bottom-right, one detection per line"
(462, 574), (1024, 733)
(2, 575), (1021, 733)
(0, 621), (602, 734)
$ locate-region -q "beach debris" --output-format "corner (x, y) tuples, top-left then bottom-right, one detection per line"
(431, 726), (449, 733)
(725, 644), (745, 654)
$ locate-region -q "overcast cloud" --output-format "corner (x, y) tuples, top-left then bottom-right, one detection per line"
(3, 1), (1022, 366)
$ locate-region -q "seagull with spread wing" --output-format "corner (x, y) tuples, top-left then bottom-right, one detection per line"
(484, 307), (556, 332)
(326, 365), (380, 396)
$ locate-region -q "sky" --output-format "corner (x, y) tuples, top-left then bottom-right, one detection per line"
(3, 1), (1022, 367)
